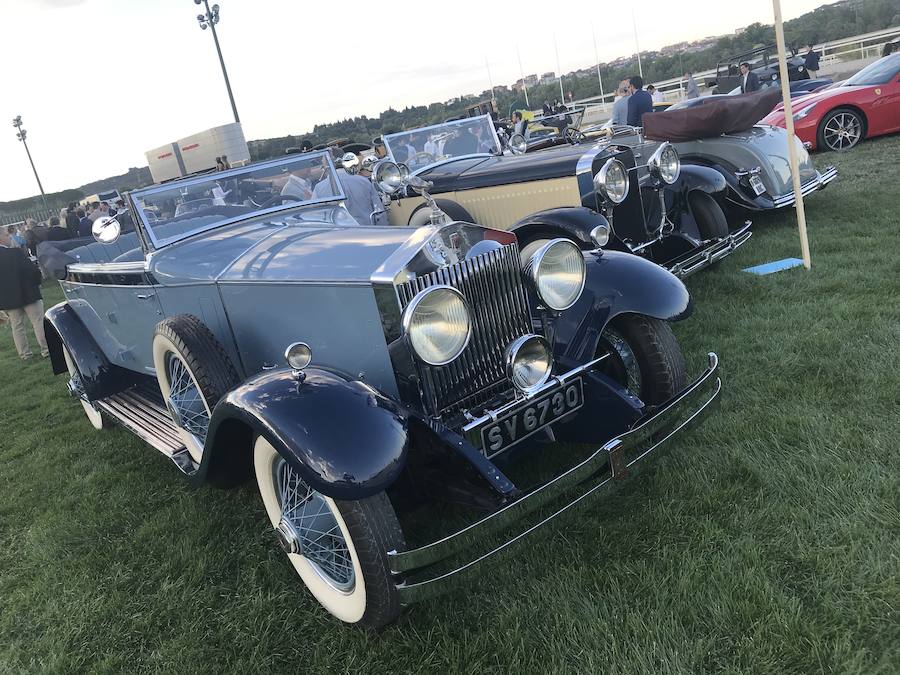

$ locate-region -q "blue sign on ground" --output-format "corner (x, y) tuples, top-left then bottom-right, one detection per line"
(743, 258), (805, 275)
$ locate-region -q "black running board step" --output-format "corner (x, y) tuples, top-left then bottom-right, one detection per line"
(96, 388), (197, 474)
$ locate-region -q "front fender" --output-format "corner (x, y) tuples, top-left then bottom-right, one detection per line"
(553, 251), (692, 362)
(677, 164), (727, 196)
(510, 207), (609, 248)
(202, 368), (409, 500)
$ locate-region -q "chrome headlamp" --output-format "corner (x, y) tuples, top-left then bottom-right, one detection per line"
(373, 161), (403, 194)
(593, 158), (629, 204)
(505, 334), (553, 395)
(401, 285), (471, 366)
(525, 239), (586, 311)
(590, 222), (610, 248)
(647, 142), (680, 184)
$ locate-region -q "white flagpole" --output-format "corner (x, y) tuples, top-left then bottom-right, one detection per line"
(631, 8), (643, 78)
(517, 46), (530, 108)
(772, 0), (812, 269)
(554, 35), (565, 103)
(592, 25), (606, 104)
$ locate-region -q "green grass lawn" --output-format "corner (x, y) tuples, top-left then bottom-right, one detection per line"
(2, 137), (898, 674)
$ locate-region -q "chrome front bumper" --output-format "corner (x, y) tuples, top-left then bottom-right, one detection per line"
(771, 165), (838, 208)
(666, 221), (753, 279)
(391, 352), (722, 604)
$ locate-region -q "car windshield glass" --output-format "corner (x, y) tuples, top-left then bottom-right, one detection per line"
(130, 152), (345, 248)
(524, 106), (585, 138)
(845, 54), (900, 86)
(383, 115), (500, 172)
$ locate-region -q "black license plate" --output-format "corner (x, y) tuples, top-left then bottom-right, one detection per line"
(481, 378), (584, 456)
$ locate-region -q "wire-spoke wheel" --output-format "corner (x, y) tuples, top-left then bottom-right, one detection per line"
(254, 436), (405, 628)
(818, 108), (864, 152)
(62, 347), (105, 430)
(152, 315), (239, 464)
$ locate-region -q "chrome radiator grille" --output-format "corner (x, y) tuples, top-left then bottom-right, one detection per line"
(396, 243), (532, 416)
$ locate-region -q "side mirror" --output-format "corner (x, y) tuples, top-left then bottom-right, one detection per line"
(92, 216), (121, 244)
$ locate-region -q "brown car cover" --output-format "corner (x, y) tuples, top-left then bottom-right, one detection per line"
(642, 88), (783, 142)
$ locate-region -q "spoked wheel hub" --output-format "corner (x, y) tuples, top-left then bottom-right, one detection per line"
(164, 353), (210, 447)
(275, 459), (356, 592)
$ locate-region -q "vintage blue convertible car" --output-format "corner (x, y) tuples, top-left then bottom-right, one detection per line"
(45, 152), (721, 628)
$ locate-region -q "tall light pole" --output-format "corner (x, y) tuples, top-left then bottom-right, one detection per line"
(553, 35), (566, 103)
(12, 116), (47, 209)
(516, 46), (530, 108)
(194, 0), (240, 124)
(631, 8), (643, 78)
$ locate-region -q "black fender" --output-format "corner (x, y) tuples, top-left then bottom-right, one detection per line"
(553, 250), (692, 363)
(43, 301), (133, 400)
(677, 164), (727, 196)
(509, 207), (610, 249)
(201, 367), (409, 500)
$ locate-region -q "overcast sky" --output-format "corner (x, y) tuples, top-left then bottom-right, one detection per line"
(0, 0), (836, 201)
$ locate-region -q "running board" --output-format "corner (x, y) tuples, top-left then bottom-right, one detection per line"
(95, 385), (197, 475)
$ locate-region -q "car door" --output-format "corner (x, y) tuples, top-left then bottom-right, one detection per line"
(65, 243), (165, 375)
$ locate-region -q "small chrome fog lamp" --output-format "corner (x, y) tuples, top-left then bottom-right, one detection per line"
(590, 222), (610, 248)
(505, 334), (553, 395)
(284, 342), (312, 370)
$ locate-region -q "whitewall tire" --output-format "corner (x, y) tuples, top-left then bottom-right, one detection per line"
(63, 348), (105, 430)
(253, 436), (405, 628)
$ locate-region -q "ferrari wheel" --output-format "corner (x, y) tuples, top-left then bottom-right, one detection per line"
(254, 436), (405, 628)
(817, 108), (864, 152)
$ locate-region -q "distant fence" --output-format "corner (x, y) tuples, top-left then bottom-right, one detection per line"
(0, 207), (60, 228)
(567, 25), (900, 126)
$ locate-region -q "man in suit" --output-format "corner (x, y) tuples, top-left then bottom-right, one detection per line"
(740, 62), (761, 93)
(0, 227), (48, 359)
(626, 75), (654, 127)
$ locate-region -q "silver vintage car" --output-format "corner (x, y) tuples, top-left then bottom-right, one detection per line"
(45, 152), (721, 628)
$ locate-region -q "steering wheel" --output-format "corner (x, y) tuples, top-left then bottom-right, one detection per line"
(259, 193), (302, 208)
(564, 127), (587, 145)
(406, 152), (435, 167)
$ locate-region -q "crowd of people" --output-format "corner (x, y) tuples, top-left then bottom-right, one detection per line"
(4, 199), (127, 257)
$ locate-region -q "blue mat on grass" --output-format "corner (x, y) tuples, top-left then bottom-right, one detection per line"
(743, 258), (804, 275)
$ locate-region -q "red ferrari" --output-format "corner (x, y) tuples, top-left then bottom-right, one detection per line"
(762, 54), (900, 152)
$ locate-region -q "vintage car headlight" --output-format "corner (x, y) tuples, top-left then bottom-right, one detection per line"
(373, 161), (403, 194)
(402, 285), (472, 366)
(526, 239), (586, 311)
(505, 334), (553, 394)
(648, 143), (681, 184)
(509, 133), (527, 155)
(284, 342), (312, 370)
(593, 158), (629, 204)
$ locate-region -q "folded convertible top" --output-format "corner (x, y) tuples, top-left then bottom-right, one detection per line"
(642, 88), (783, 142)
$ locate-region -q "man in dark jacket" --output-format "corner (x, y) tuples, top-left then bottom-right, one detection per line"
(626, 75), (653, 127)
(0, 227), (47, 359)
(45, 216), (72, 242)
(65, 202), (81, 237)
(803, 44), (821, 78)
(740, 62), (761, 93)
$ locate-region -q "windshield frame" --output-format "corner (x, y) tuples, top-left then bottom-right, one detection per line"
(845, 54), (900, 86)
(129, 152), (346, 250)
(383, 115), (502, 175)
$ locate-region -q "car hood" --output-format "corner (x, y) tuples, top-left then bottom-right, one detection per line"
(675, 125), (818, 194)
(770, 84), (864, 113)
(149, 205), (416, 284)
(420, 145), (590, 193)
